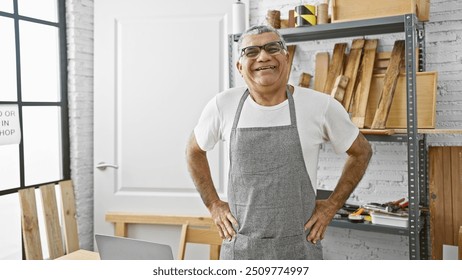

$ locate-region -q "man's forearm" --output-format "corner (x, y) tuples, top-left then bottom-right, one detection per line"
(328, 134), (372, 209)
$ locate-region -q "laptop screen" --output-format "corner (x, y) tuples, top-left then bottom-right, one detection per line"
(95, 234), (174, 260)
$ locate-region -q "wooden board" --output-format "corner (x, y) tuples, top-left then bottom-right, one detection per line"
(330, 75), (349, 102)
(417, 0), (430, 22)
(19, 187), (43, 260)
(364, 71), (437, 129)
(374, 49), (419, 74)
(298, 72), (312, 88)
(288, 10), (295, 28)
(331, 0), (429, 22)
(342, 39), (364, 110)
(323, 43), (347, 94)
(393, 129), (462, 134)
(40, 184), (65, 259)
(451, 148), (462, 249)
(359, 129), (395, 135)
(429, 146), (462, 260)
(374, 51), (404, 74)
(350, 39), (377, 128)
(371, 40), (405, 129)
(56, 249), (100, 260)
(459, 226), (462, 260)
(59, 180), (80, 254)
(314, 52), (329, 92)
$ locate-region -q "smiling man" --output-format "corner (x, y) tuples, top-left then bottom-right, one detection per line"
(186, 25), (372, 260)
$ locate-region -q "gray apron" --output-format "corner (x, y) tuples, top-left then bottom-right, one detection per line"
(220, 87), (323, 260)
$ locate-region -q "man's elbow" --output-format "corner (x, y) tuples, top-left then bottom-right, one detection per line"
(349, 134), (372, 163)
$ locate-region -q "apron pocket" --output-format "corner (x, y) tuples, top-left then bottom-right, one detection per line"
(250, 234), (308, 260)
(219, 238), (235, 260)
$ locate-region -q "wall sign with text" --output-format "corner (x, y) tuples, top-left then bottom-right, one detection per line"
(0, 105), (21, 146)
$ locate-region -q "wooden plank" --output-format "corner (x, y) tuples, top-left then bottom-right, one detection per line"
(342, 39), (364, 110)
(40, 184), (65, 260)
(443, 148), (454, 245)
(429, 146), (462, 259)
(371, 40), (405, 129)
(56, 249), (100, 260)
(105, 212), (215, 227)
(115, 222), (128, 237)
(314, 52), (329, 92)
(359, 129), (395, 135)
(323, 43), (347, 94)
(177, 224), (188, 260)
(330, 75), (349, 103)
(178, 224), (222, 260)
(429, 147), (445, 259)
(59, 180), (80, 254)
(298, 72), (311, 88)
(332, 0), (417, 22)
(288, 10), (295, 28)
(350, 39), (377, 128)
(451, 147), (462, 245)
(364, 72), (437, 129)
(19, 187), (43, 260)
(459, 226), (462, 260)
(417, 0), (430, 22)
(210, 244), (221, 260)
(393, 129), (462, 134)
(374, 49), (418, 75)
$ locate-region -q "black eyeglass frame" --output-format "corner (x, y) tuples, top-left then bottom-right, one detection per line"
(239, 41), (286, 58)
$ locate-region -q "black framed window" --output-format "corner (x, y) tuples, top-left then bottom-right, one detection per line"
(0, 0), (69, 259)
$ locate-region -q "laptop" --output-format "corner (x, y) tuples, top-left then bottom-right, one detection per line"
(95, 234), (174, 260)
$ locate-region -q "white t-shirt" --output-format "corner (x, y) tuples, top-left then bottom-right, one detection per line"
(194, 85), (359, 190)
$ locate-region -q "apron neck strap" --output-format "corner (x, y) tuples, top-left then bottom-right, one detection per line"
(232, 85), (297, 130)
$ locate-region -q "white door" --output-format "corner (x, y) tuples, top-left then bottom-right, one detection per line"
(94, 0), (247, 259)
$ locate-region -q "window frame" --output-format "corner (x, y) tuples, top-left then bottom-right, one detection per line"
(0, 0), (69, 195)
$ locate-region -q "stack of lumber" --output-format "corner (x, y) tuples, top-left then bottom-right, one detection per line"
(313, 39), (437, 130)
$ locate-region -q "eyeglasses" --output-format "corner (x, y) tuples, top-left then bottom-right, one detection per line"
(240, 41), (285, 58)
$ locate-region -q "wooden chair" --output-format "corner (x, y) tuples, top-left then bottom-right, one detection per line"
(177, 224), (223, 260)
(18, 180), (80, 260)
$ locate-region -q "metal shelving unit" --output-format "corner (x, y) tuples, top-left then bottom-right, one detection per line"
(229, 14), (428, 259)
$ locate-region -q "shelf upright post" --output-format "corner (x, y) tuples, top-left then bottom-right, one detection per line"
(417, 22), (426, 72)
(404, 14), (421, 260)
(419, 134), (429, 259)
(417, 20), (428, 260)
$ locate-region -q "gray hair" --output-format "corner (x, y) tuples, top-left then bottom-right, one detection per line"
(237, 25), (288, 53)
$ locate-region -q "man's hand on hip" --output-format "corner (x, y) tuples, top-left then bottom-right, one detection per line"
(209, 200), (238, 241)
(304, 199), (337, 244)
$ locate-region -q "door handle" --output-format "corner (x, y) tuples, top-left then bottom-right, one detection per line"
(96, 162), (119, 170)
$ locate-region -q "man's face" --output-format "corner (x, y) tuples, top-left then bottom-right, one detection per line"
(237, 32), (289, 89)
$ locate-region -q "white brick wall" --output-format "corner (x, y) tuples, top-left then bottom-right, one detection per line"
(66, 0), (94, 251)
(66, 0), (462, 257)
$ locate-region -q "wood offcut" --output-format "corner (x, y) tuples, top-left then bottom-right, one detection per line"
(330, 75), (349, 102)
(342, 39), (365, 110)
(350, 39), (377, 128)
(314, 52), (329, 92)
(429, 146), (462, 260)
(371, 40), (405, 129)
(298, 72), (312, 88)
(323, 43), (347, 94)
